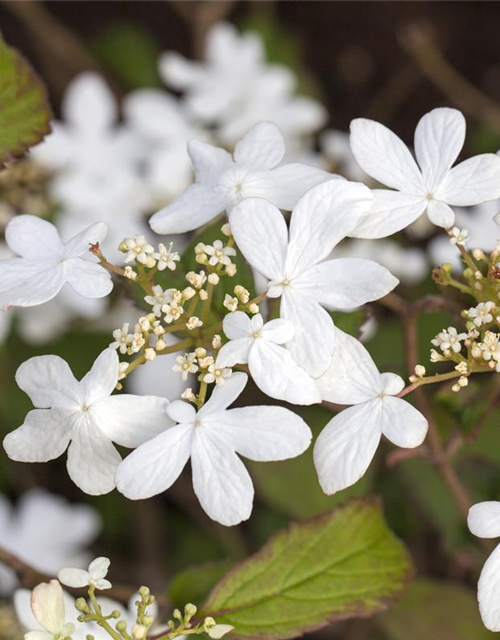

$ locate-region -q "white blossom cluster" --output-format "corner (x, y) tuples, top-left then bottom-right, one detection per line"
(4, 19), (500, 634)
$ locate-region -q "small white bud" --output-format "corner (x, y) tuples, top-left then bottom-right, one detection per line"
(208, 273), (220, 285)
(248, 303), (259, 314)
(145, 348), (156, 361)
(221, 223), (232, 237)
(212, 334), (222, 349)
(414, 365), (426, 378)
(155, 338), (167, 351)
(123, 266), (138, 281)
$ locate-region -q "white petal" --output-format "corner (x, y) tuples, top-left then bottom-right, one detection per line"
(233, 121), (285, 170)
(316, 328), (382, 404)
(0, 260), (65, 310)
(296, 258), (398, 310)
(468, 502), (500, 539)
(80, 349), (119, 406)
(167, 400), (197, 424)
(222, 311), (252, 339)
(216, 338), (253, 368)
(379, 396), (428, 448)
(314, 401), (382, 494)
(5, 216), (63, 260)
(191, 429), (254, 526)
(115, 423), (193, 499)
(58, 568), (90, 589)
(477, 543), (500, 631)
(25, 632), (55, 640)
(286, 180), (373, 275)
(350, 190), (427, 239)
(199, 372), (248, 416)
(65, 260), (113, 299)
(31, 580), (65, 633)
(67, 426), (121, 495)
(229, 198), (288, 281)
(3, 409), (71, 462)
(350, 118), (424, 193)
(280, 288), (336, 378)
(63, 222), (109, 258)
(414, 108), (466, 192)
(426, 200), (455, 228)
(265, 163), (335, 211)
(149, 183), (226, 234)
(435, 154), (500, 205)
(248, 340), (321, 405)
(206, 403), (312, 461)
(380, 372), (405, 395)
(16, 355), (81, 408)
(207, 624), (234, 639)
(259, 318), (295, 344)
(123, 89), (188, 140)
(188, 139), (233, 182)
(63, 72), (116, 132)
(89, 557), (110, 580)
(158, 51), (202, 89)
(91, 395), (171, 448)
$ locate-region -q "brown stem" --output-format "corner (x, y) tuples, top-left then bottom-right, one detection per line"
(400, 22), (500, 132)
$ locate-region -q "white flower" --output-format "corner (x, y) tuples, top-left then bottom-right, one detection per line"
(2, 349), (171, 495)
(155, 242), (180, 271)
(0, 490), (101, 596)
(449, 226), (469, 246)
(203, 363), (232, 386)
(33, 73), (141, 181)
(468, 501), (500, 631)
(122, 235), (155, 266)
(204, 240), (236, 267)
(149, 121), (332, 234)
(58, 557), (111, 591)
(314, 328), (428, 494)
(159, 22), (325, 146)
(468, 301), (495, 327)
(15, 587), (154, 640)
(145, 285), (171, 317)
(230, 180), (398, 377)
(349, 107), (500, 238)
(22, 580), (75, 640)
(0, 216), (112, 310)
(116, 373), (312, 526)
(223, 294), (238, 312)
(186, 316), (203, 331)
(110, 323), (132, 354)
(431, 326), (467, 353)
(173, 353), (199, 381)
(217, 312), (321, 405)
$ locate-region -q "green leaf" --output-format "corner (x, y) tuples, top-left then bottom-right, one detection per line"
(169, 561), (234, 609)
(0, 32), (52, 167)
(377, 579), (495, 640)
(201, 498), (412, 640)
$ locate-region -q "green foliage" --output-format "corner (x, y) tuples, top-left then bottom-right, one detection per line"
(0, 32), (51, 168)
(201, 498), (412, 640)
(90, 22), (162, 89)
(378, 579), (495, 640)
(169, 561), (234, 609)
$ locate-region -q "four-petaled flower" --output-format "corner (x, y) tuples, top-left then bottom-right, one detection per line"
(216, 312), (320, 404)
(3, 349), (171, 495)
(0, 216), (112, 310)
(349, 107), (500, 238)
(149, 121), (332, 234)
(58, 557), (112, 591)
(116, 373), (312, 525)
(314, 328), (428, 493)
(230, 179), (398, 377)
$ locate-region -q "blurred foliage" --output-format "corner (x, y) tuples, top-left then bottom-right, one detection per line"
(90, 22), (162, 89)
(169, 560), (234, 609)
(377, 579), (495, 640)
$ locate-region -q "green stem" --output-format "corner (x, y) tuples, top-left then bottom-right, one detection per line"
(88, 588), (124, 640)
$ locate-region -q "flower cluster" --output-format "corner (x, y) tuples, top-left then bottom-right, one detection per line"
(17, 558), (232, 640)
